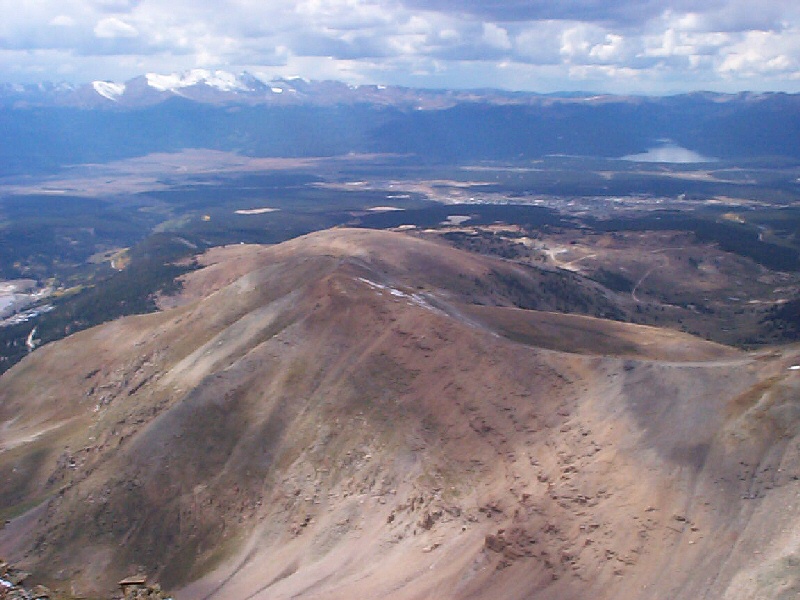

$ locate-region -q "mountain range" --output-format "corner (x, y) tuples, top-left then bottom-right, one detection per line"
(4, 68), (763, 110)
(1, 70), (800, 177)
(1, 69), (538, 109)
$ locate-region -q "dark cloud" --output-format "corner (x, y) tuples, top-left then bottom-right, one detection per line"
(288, 32), (393, 60)
(94, 0), (144, 13)
(401, 0), (711, 26)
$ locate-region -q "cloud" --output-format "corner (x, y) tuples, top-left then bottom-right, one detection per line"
(94, 17), (139, 38)
(514, 23), (565, 64)
(399, 0), (708, 26)
(50, 15), (77, 27)
(718, 28), (800, 78)
(0, 0), (799, 93)
(589, 34), (628, 62)
(482, 23), (511, 50)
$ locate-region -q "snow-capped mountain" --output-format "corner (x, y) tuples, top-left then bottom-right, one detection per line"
(1, 68), (786, 112)
(1, 68), (791, 113)
(81, 70), (267, 107)
(0, 69), (594, 109)
(0, 69), (798, 178)
(77, 70), (370, 108)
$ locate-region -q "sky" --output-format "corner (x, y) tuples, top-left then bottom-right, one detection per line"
(2, 0), (799, 94)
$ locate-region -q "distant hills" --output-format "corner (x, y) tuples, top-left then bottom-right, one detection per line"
(1, 69), (796, 112)
(1, 70), (800, 176)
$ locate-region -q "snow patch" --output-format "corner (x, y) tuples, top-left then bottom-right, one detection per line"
(358, 277), (388, 292)
(92, 80), (126, 101)
(271, 87), (284, 94)
(357, 278), (439, 312)
(26, 326), (38, 351)
(622, 143), (716, 163)
(235, 207), (279, 215)
(441, 215), (471, 226)
(146, 69), (250, 93)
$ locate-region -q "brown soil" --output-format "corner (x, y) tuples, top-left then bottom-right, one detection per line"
(1, 228), (799, 600)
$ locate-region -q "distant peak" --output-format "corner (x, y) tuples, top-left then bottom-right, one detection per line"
(145, 69), (251, 93)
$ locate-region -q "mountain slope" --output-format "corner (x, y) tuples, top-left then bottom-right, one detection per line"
(1, 228), (799, 599)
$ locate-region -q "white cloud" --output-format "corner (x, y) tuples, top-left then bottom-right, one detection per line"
(50, 15), (77, 27)
(718, 29), (800, 77)
(589, 34), (628, 62)
(482, 23), (511, 50)
(94, 16), (139, 38)
(514, 22), (564, 64)
(560, 24), (610, 61)
(568, 64), (639, 82)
